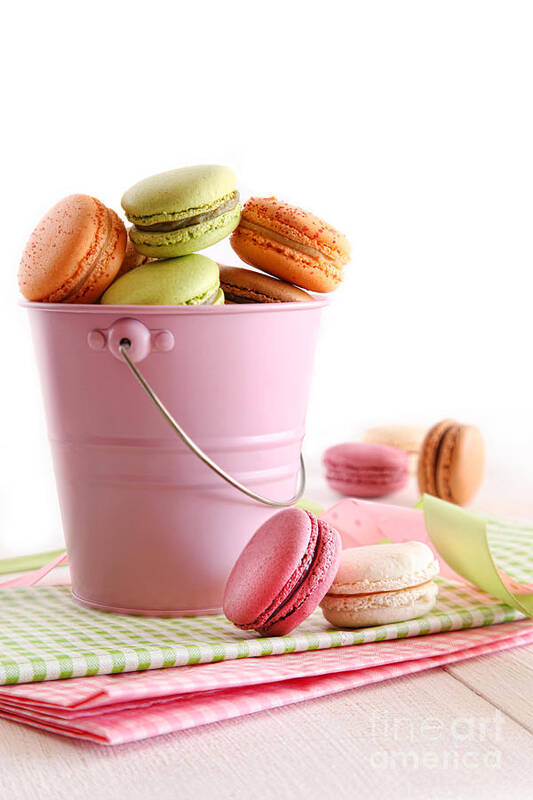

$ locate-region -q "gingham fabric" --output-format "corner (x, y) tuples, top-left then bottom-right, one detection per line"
(1, 618), (529, 711)
(0, 507), (532, 744)
(486, 514), (533, 592)
(0, 621), (531, 745)
(0, 578), (523, 686)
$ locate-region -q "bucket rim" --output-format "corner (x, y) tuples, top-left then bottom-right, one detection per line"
(19, 298), (330, 315)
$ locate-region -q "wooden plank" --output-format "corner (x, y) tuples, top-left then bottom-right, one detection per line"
(445, 642), (533, 733)
(0, 665), (531, 800)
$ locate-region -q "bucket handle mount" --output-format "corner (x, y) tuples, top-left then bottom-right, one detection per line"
(118, 340), (306, 508)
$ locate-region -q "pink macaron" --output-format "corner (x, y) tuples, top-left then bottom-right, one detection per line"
(323, 443), (409, 498)
(223, 508), (342, 636)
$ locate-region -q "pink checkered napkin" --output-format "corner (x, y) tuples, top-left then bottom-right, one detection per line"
(0, 620), (531, 744)
(1, 627), (531, 745)
(0, 618), (528, 713)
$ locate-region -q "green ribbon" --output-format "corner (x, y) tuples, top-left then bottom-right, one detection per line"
(295, 497), (325, 516)
(422, 494), (533, 617)
(0, 549), (67, 577)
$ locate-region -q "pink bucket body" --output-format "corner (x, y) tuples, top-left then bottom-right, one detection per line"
(24, 301), (326, 616)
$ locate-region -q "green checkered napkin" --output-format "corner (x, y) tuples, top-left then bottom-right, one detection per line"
(0, 583), (522, 686)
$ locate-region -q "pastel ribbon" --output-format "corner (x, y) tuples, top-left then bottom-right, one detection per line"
(320, 495), (533, 618)
(421, 494), (533, 617)
(0, 551), (68, 588)
(320, 498), (462, 580)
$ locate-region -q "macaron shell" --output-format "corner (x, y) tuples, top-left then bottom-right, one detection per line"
(262, 519), (342, 636)
(122, 165), (237, 225)
(436, 425), (484, 505)
(18, 194), (126, 303)
(223, 509), (317, 629)
(130, 204), (241, 258)
(327, 542), (439, 595)
(324, 442), (409, 498)
(230, 226), (341, 293)
(321, 581), (439, 628)
(100, 254), (219, 305)
(417, 419), (456, 496)
(218, 265), (313, 303)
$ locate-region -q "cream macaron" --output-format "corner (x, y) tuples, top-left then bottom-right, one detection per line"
(320, 542), (439, 628)
(363, 425), (428, 474)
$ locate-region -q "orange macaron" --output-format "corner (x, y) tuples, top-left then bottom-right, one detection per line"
(230, 197), (350, 292)
(18, 194), (127, 303)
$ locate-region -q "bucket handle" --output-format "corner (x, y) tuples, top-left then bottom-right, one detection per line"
(118, 340), (306, 508)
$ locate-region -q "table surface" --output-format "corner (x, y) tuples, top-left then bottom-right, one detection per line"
(1, 472), (532, 800)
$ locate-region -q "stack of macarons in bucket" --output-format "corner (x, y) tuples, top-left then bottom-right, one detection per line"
(17, 166), (448, 635)
(18, 165), (351, 306)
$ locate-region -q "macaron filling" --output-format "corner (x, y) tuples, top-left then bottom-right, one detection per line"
(187, 285), (221, 306)
(55, 206), (116, 303)
(129, 205), (242, 252)
(238, 219), (338, 263)
(325, 465), (407, 484)
(321, 580), (438, 612)
(220, 282), (276, 303)
(326, 580), (437, 601)
(133, 192), (240, 231)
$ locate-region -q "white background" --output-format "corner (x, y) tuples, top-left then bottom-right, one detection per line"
(1, 1), (532, 557)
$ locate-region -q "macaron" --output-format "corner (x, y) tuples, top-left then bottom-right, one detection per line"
(230, 197), (350, 292)
(363, 425), (428, 457)
(223, 508), (342, 636)
(320, 542), (439, 628)
(122, 165), (241, 258)
(101, 254), (223, 306)
(18, 194), (127, 303)
(418, 420), (484, 506)
(218, 265), (313, 303)
(364, 424), (428, 474)
(323, 443), (409, 498)
(116, 234), (152, 278)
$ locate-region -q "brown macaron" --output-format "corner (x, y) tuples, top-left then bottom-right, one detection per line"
(418, 420), (484, 506)
(116, 235), (152, 278)
(218, 265), (313, 303)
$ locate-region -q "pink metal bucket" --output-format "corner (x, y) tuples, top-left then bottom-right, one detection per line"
(24, 301), (326, 616)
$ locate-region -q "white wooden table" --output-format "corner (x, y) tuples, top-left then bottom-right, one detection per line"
(1, 472), (532, 800)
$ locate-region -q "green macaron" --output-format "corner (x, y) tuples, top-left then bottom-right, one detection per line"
(121, 165), (241, 258)
(101, 254), (224, 305)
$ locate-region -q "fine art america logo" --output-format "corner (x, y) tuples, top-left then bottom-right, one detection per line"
(368, 710), (504, 771)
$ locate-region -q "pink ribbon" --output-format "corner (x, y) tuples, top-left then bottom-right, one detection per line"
(0, 552), (68, 588)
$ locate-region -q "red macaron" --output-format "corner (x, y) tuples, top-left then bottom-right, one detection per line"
(18, 194), (127, 303)
(223, 508), (342, 636)
(324, 442), (409, 498)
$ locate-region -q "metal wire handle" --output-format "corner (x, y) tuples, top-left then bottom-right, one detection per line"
(118, 341), (306, 507)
